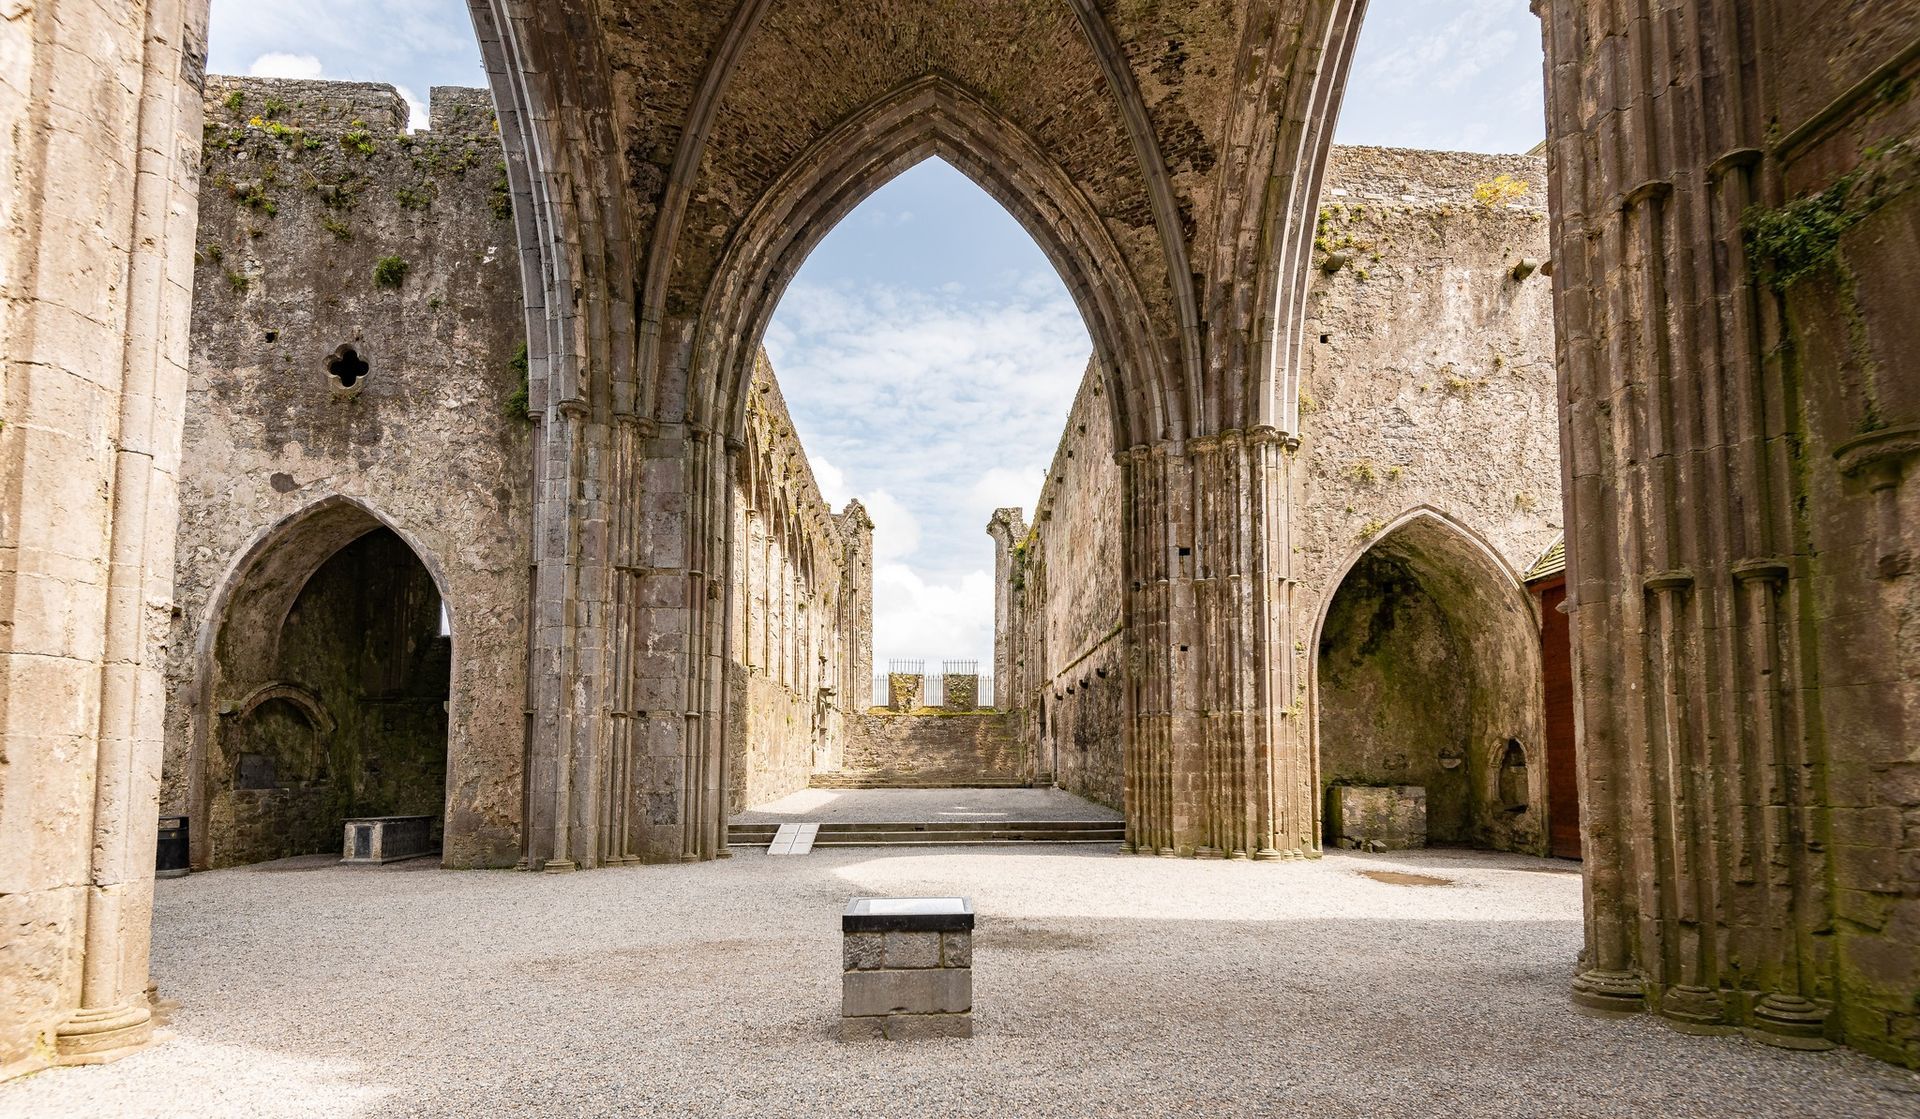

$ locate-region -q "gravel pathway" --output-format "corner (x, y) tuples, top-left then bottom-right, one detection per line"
(6, 847), (1916, 1118)
(731, 786), (1124, 823)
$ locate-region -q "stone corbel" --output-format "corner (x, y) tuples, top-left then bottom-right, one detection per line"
(1835, 424), (1920, 578)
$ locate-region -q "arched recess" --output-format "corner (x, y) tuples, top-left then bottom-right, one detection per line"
(184, 497), (459, 868)
(688, 75), (1180, 451)
(1309, 509), (1548, 854)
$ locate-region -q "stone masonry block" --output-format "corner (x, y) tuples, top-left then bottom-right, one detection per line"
(842, 968), (972, 1017)
(1330, 785), (1427, 851)
(843, 932), (884, 971)
(883, 1013), (973, 1040)
(941, 932), (972, 968)
(883, 931), (941, 969)
(838, 1016), (887, 1042)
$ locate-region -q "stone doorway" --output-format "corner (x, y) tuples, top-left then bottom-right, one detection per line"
(1313, 513), (1547, 855)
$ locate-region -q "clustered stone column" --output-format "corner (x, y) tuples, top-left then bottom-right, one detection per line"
(1538, 0), (1919, 1061)
(1119, 430), (1306, 859)
(0, 0), (210, 1077)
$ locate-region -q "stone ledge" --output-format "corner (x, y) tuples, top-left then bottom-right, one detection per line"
(843, 896), (974, 933)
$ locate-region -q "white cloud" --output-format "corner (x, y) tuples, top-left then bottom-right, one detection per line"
(767, 272), (1091, 667)
(873, 564), (996, 667)
(248, 52), (325, 80)
(860, 490), (920, 564)
(809, 456), (851, 509)
(394, 84), (431, 133)
(1336, 0), (1545, 152)
(1356, 0), (1520, 95)
(965, 466), (1042, 529)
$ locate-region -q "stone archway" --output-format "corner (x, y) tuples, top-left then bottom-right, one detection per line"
(186, 498), (455, 868)
(1310, 511), (1546, 855)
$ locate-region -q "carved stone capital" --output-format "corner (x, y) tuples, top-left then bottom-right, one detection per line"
(1835, 423), (1920, 492)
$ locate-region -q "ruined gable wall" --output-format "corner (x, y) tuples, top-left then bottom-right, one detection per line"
(162, 78), (531, 869)
(1296, 147), (1560, 855)
(726, 351), (872, 811)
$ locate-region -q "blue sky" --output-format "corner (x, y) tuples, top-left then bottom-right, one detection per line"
(210, 0), (1546, 673)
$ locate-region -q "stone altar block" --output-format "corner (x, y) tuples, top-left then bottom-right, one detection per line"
(841, 897), (973, 1040)
(1329, 785), (1427, 850)
(341, 815), (437, 864)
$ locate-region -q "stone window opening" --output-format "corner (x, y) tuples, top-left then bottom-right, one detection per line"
(1499, 738), (1530, 812)
(327, 344), (369, 389)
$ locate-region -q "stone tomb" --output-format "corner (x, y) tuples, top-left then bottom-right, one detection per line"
(1329, 786), (1427, 851)
(841, 897), (974, 1040)
(341, 816), (437, 865)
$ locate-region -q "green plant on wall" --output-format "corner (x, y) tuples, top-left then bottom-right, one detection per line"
(1742, 140), (1914, 291)
(1471, 173), (1530, 208)
(503, 341), (532, 422)
(373, 256), (409, 289)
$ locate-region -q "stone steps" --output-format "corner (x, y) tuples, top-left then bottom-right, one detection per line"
(728, 819), (1124, 848)
(807, 771), (1029, 790)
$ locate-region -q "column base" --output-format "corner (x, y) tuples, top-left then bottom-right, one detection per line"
(1570, 969), (1646, 1017)
(55, 1003), (154, 1066)
(1749, 993), (1835, 1051)
(1658, 985), (1733, 1035)
(1250, 847), (1284, 861)
(541, 859), (578, 874)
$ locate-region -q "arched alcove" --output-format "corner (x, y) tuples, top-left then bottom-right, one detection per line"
(1313, 512), (1547, 854)
(191, 500), (453, 868)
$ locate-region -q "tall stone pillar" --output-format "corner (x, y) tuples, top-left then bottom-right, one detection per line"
(838, 500), (874, 710)
(1539, 0), (1920, 1064)
(1120, 431), (1303, 859)
(986, 508), (1027, 710)
(0, 0), (210, 1079)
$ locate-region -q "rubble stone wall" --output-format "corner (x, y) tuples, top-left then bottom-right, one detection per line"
(842, 712), (1026, 784)
(163, 78), (532, 869)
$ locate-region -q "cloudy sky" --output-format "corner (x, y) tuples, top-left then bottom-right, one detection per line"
(209, 0), (1546, 676)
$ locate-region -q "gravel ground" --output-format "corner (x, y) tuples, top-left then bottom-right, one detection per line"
(6, 846), (1917, 1119)
(731, 786), (1124, 823)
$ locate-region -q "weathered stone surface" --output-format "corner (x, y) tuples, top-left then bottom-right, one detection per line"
(881, 1013), (973, 1040)
(842, 933), (884, 972)
(836, 711), (1025, 786)
(724, 352), (872, 814)
(1538, 0), (1920, 1063)
(163, 78), (530, 871)
(994, 147), (1560, 853)
(882, 932), (942, 970)
(841, 969), (972, 1017)
(1330, 786), (1428, 851)
(941, 932), (973, 969)
(0, 0), (209, 1080)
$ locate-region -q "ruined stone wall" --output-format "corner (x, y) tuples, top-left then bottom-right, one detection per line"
(1296, 147), (1561, 856)
(726, 352), (871, 812)
(997, 147), (1560, 832)
(1539, 0), (1920, 1063)
(162, 78), (531, 870)
(840, 712), (1025, 785)
(996, 360), (1126, 810)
